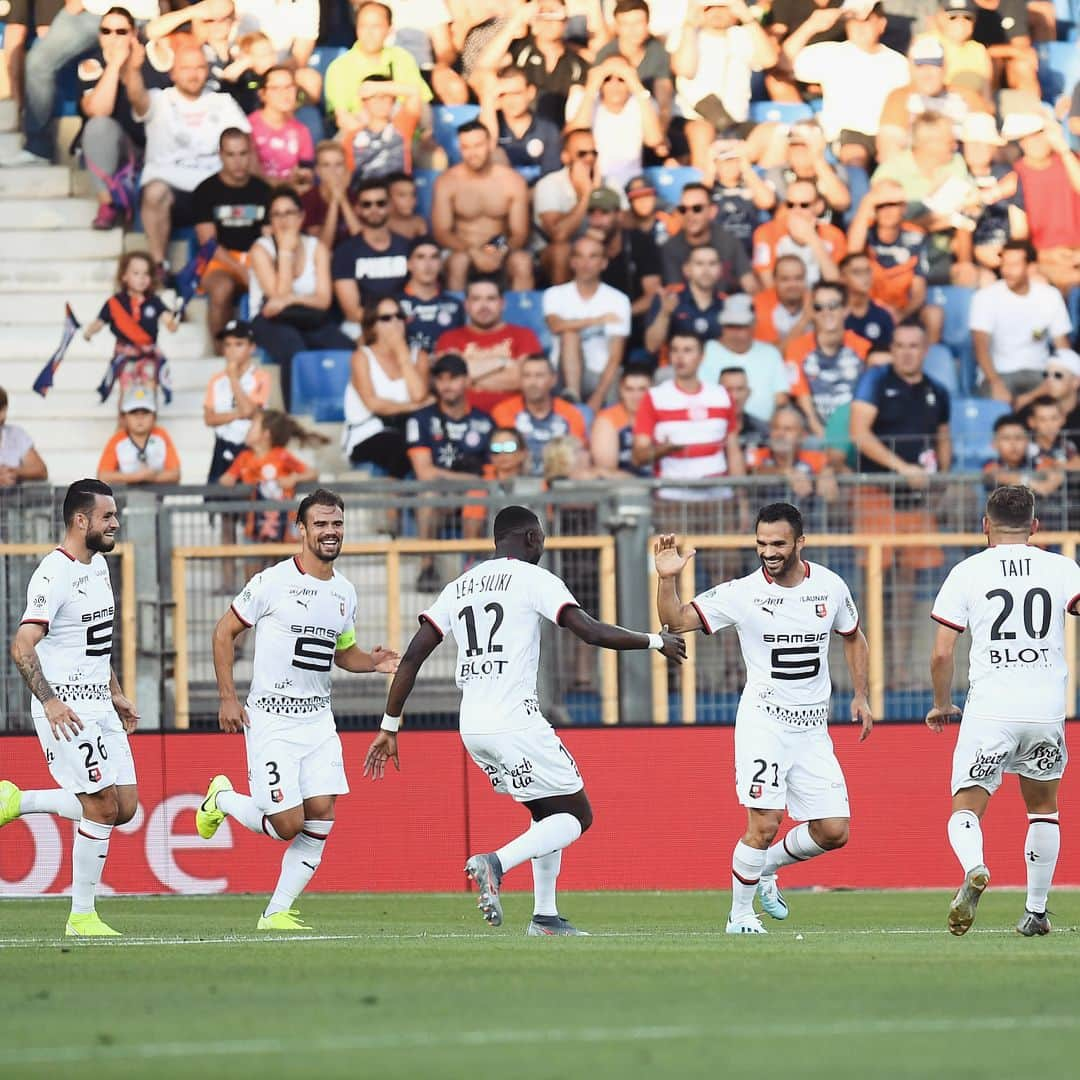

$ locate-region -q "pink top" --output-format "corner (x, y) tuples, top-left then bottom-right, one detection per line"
(249, 111), (314, 180)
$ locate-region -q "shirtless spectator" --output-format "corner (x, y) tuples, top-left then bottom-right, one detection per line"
(751, 178), (846, 289)
(753, 253), (813, 352)
(434, 276), (542, 413)
(302, 141), (361, 250)
(387, 174), (427, 238)
(123, 40), (250, 278)
(431, 120), (533, 292)
(533, 128), (601, 285)
(332, 176), (411, 336)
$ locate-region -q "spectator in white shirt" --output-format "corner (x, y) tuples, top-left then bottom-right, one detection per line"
(0, 386), (48, 488)
(668, 0), (779, 172)
(970, 241), (1073, 402)
(700, 293), (792, 423)
(123, 39), (251, 275)
(544, 234), (632, 409)
(785, 0), (909, 170)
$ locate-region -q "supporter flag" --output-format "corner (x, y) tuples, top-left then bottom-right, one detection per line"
(173, 239), (217, 317)
(32, 304), (81, 397)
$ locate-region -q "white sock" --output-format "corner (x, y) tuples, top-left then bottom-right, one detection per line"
(761, 822), (828, 877)
(71, 818), (113, 915)
(948, 809), (985, 874)
(20, 789), (82, 819)
(1024, 812), (1060, 915)
(264, 820), (333, 917)
(532, 847), (562, 917)
(730, 841), (767, 920)
(217, 789), (280, 837)
(494, 813), (581, 874)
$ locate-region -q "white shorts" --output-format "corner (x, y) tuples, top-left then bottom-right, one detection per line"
(244, 707), (349, 813)
(461, 721), (583, 803)
(31, 705), (136, 794)
(734, 704), (849, 821)
(951, 717), (1067, 795)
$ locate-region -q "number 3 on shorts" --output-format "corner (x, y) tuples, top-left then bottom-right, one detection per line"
(266, 760), (281, 785)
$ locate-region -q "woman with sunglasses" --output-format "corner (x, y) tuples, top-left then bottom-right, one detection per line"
(249, 186), (352, 409)
(342, 298), (432, 477)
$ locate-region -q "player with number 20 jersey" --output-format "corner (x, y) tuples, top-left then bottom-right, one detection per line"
(655, 502), (873, 935)
(928, 485), (1080, 938)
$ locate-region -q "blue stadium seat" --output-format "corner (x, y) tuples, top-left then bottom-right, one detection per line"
(950, 397), (1010, 471)
(1038, 41), (1080, 101)
(643, 166), (703, 206)
(412, 168), (438, 226)
(1067, 286), (1080, 344)
(748, 102), (814, 126)
(842, 164), (870, 226)
(290, 350), (354, 422)
(928, 285), (976, 393)
(433, 105), (481, 165)
(503, 290), (552, 354)
(307, 46), (347, 76)
(923, 343), (960, 396)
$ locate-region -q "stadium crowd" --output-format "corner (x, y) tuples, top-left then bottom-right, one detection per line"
(2, 0), (1080, 546)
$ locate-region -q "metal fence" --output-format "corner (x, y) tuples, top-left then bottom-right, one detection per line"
(1, 475), (1078, 730)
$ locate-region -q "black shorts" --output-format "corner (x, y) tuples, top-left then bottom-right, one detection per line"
(207, 437), (246, 485)
(6, 0), (64, 28)
(139, 182), (198, 228)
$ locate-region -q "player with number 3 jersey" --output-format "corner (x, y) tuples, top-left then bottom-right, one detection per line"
(364, 506), (686, 937)
(655, 502), (873, 935)
(197, 488), (399, 931)
(928, 485), (1080, 938)
(1, 480), (139, 938)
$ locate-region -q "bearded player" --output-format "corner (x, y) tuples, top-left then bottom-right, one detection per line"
(1, 479), (139, 937)
(654, 502), (873, 934)
(196, 488), (399, 930)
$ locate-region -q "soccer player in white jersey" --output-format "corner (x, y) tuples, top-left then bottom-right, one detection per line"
(654, 502), (873, 934)
(1, 479), (140, 937)
(928, 484), (1080, 937)
(195, 488), (399, 930)
(362, 505), (686, 936)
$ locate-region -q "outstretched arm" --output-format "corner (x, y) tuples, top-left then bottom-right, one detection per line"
(927, 623), (963, 732)
(558, 606), (686, 661)
(334, 643), (400, 673)
(363, 620), (442, 778)
(653, 534), (705, 633)
(842, 629), (872, 741)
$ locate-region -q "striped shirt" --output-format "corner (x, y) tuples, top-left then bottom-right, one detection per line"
(633, 380), (736, 490)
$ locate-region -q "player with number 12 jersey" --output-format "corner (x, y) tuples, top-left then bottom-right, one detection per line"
(196, 489), (398, 931)
(655, 502), (873, 935)
(928, 484), (1080, 938)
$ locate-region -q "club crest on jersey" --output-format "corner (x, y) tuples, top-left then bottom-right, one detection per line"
(815, 602), (827, 618)
(270, 787), (283, 803)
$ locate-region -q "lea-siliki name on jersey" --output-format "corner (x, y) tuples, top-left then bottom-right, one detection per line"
(231, 556), (359, 719)
(20, 548), (116, 702)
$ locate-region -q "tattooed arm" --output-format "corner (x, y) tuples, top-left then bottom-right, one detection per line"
(11, 623), (84, 741)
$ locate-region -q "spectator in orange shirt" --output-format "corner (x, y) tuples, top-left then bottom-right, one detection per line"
(753, 253), (813, 352)
(97, 389), (182, 486)
(591, 364), (654, 476)
(751, 179), (846, 290)
(491, 355), (587, 476)
(747, 405), (839, 504)
(219, 408), (326, 541)
(784, 280), (870, 436)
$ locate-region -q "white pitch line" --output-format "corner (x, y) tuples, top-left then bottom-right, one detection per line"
(0, 1014), (1076, 1067)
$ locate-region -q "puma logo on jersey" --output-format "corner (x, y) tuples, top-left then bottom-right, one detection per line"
(295, 597), (310, 609)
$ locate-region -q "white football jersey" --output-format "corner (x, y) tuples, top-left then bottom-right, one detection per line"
(421, 557), (579, 735)
(693, 561), (860, 709)
(20, 547), (116, 704)
(931, 544), (1080, 724)
(232, 556), (358, 720)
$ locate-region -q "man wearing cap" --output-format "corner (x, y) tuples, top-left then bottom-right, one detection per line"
(1006, 112), (1080, 294)
(543, 234), (631, 409)
(931, 0), (992, 100)
(877, 35), (989, 164)
(970, 240), (1073, 400)
(785, 0), (909, 169)
(660, 182), (756, 293)
(752, 178), (847, 289)
(406, 353), (494, 591)
(644, 245), (727, 356)
(397, 236), (466, 359)
(203, 320), (272, 486)
(957, 0), (1038, 99)
(1015, 349), (1080, 435)
(97, 391), (182, 486)
(700, 294), (793, 426)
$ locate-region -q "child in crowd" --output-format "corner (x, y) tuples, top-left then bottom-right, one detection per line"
(220, 31), (278, 114)
(83, 251), (179, 406)
(219, 408), (327, 541)
(387, 173), (427, 238)
(97, 388), (182, 486)
(983, 413), (1062, 498)
(339, 75), (420, 184)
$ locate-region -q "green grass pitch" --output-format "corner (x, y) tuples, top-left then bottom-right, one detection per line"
(2, 890), (1078, 1079)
